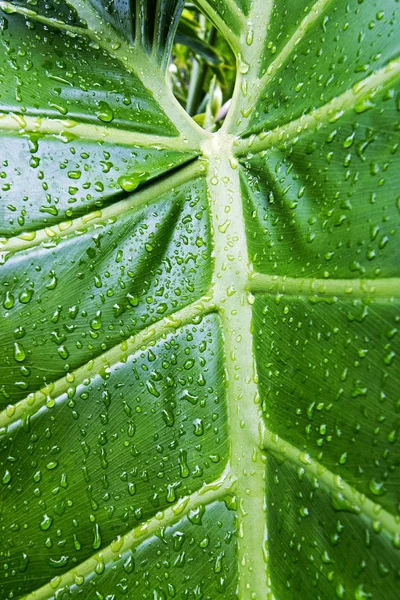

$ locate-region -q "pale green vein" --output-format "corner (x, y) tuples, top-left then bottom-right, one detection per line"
(0, 0), (88, 34)
(258, 0), (334, 92)
(0, 160), (205, 257)
(223, 0), (274, 134)
(0, 0), (206, 145)
(22, 466), (234, 600)
(240, 0), (274, 77)
(0, 293), (216, 432)
(66, 0), (206, 144)
(225, 0), (334, 133)
(193, 0), (242, 52)
(219, 0), (246, 17)
(235, 57), (400, 155)
(204, 133), (271, 599)
(248, 273), (400, 299)
(0, 112), (198, 151)
(262, 427), (400, 541)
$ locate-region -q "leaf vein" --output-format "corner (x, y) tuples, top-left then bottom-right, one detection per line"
(262, 428), (400, 540)
(20, 466), (234, 600)
(257, 0), (335, 94)
(0, 294), (216, 431)
(236, 58), (400, 155)
(248, 274), (400, 299)
(0, 160), (205, 257)
(0, 0), (88, 35)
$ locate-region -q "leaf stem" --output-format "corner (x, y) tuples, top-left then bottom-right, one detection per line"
(186, 58), (207, 116)
(203, 134), (271, 599)
(186, 16), (218, 117)
(193, 0), (242, 53)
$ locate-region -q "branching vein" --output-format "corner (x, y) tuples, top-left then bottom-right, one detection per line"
(0, 0), (206, 145)
(262, 428), (400, 541)
(21, 467), (234, 600)
(235, 57), (400, 155)
(0, 0), (88, 35)
(66, 0), (205, 143)
(0, 112), (199, 151)
(0, 160), (205, 257)
(258, 0), (335, 91)
(249, 273), (400, 299)
(0, 294), (216, 431)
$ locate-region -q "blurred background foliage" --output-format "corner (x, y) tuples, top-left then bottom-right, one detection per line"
(171, 3), (236, 130)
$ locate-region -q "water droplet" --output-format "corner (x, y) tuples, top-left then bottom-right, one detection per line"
(14, 342), (26, 362)
(3, 290), (14, 309)
(2, 469), (11, 484)
(118, 172), (149, 192)
(123, 553), (135, 573)
(162, 407), (174, 427)
(96, 100), (114, 123)
(178, 450), (189, 478)
(368, 478), (386, 496)
(40, 514), (52, 531)
(92, 523), (102, 549)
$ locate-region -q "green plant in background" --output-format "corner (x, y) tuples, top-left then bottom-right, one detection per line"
(171, 4), (236, 126)
(0, 0), (399, 598)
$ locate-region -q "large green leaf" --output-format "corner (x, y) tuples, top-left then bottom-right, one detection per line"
(0, 1), (399, 599)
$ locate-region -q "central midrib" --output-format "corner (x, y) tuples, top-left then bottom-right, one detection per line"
(204, 133), (270, 599)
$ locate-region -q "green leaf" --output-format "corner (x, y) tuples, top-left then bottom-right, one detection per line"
(0, 1), (399, 599)
(176, 16), (224, 66)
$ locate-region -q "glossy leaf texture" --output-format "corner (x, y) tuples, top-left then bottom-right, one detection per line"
(0, 1), (399, 599)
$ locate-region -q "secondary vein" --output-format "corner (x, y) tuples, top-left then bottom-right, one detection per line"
(0, 0), (88, 35)
(0, 112), (199, 151)
(248, 273), (400, 299)
(0, 160), (205, 257)
(262, 427), (400, 540)
(235, 57), (400, 155)
(21, 466), (234, 600)
(66, 0), (206, 144)
(0, 294), (216, 431)
(0, 0), (206, 145)
(257, 0), (335, 93)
